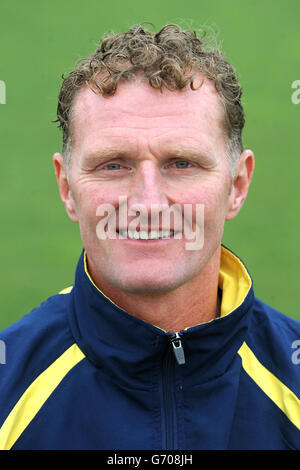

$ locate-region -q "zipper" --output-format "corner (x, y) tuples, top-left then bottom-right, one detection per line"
(161, 332), (185, 450)
(171, 332), (186, 365)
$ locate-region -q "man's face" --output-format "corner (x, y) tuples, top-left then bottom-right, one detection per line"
(55, 77), (250, 294)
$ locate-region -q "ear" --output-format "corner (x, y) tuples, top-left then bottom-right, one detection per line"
(53, 153), (79, 222)
(226, 149), (255, 221)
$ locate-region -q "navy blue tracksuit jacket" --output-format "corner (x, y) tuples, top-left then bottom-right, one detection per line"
(0, 246), (300, 449)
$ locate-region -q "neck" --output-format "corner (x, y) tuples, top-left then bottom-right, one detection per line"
(86, 248), (221, 332)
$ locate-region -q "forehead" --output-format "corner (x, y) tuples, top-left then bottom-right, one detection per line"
(70, 76), (226, 152)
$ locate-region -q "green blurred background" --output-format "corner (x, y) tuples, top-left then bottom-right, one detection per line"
(0, 0), (299, 329)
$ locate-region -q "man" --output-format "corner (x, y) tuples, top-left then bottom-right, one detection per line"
(0, 24), (299, 450)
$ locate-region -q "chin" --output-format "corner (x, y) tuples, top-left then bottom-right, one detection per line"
(110, 270), (195, 296)
(118, 282), (177, 296)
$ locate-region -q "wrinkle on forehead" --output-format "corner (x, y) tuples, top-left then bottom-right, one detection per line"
(73, 75), (224, 120)
(70, 77), (227, 159)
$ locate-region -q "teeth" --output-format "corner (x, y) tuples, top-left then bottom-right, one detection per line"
(139, 231), (148, 240)
(149, 231), (158, 239)
(161, 230), (172, 239)
(118, 230), (175, 240)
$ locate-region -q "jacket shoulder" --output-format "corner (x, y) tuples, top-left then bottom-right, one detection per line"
(0, 287), (73, 344)
(245, 297), (300, 397)
(251, 297), (300, 344)
(0, 288), (75, 428)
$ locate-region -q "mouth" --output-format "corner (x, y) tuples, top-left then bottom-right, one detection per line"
(117, 229), (180, 240)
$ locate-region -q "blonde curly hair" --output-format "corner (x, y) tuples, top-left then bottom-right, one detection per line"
(55, 24), (245, 173)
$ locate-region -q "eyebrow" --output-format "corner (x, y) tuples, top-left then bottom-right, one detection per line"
(83, 148), (127, 162)
(162, 147), (217, 165)
(82, 146), (216, 164)
(167, 148), (214, 158)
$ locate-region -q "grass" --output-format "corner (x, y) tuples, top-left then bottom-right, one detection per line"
(0, 0), (299, 329)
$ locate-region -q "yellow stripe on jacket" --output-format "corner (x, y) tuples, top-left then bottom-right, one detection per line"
(238, 341), (300, 430)
(0, 344), (85, 450)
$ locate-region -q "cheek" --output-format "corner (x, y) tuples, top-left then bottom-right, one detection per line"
(187, 186), (230, 238)
(75, 184), (116, 221)
(75, 184), (124, 247)
(183, 184), (228, 215)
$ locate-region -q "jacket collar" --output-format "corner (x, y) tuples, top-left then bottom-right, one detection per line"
(67, 245), (254, 385)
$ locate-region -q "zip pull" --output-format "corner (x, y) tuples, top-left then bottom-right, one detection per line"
(171, 333), (185, 365)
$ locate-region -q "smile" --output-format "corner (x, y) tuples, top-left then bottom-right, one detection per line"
(118, 229), (178, 240)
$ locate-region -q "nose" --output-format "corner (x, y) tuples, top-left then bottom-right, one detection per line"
(125, 161), (170, 229)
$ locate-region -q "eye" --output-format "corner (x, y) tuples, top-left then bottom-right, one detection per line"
(171, 160), (193, 169)
(104, 163), (123, 170)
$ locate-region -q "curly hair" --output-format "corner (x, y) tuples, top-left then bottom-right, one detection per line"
(55, 24), (245, 174)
